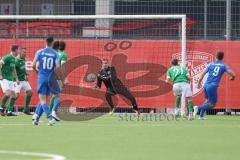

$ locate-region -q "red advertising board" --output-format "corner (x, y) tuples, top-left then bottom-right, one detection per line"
(0, 39), (239, 108)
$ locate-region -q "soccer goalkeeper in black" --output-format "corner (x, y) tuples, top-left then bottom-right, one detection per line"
(95, 58), (139, 115)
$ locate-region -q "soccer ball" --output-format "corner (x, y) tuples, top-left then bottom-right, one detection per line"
(86, 73), (97, 82)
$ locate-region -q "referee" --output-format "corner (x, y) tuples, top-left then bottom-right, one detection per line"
(95, 58), (139, 115)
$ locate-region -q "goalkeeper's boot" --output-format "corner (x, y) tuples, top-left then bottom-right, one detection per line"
(52, 111), (61, 122)
(133, 109), (141, 118)
(109, 108), (116, 116)
(193, 106), (198, 118)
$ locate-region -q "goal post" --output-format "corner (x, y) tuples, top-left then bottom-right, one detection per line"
(0, 14), (187, 113)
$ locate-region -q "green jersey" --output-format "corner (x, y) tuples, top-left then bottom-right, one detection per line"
(166, 66), (189, 84)
(1, 53), (16, 81)
(15, 57), (27, 81)
(58, 50), (67, 64)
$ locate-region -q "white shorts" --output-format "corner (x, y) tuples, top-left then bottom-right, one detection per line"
(14, 81), (32, 93)
(0, 79), (15, 93)
(173, 82), (192, 98)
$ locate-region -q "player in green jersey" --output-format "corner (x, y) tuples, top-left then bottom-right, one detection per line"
(6, 48), (33, 115)
(0, 45), (20, 116)
(49, 41), (68, 121)
(166, 59), (194, 120)
(57, 41), (67, 65)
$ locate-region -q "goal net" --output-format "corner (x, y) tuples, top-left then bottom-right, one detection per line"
(0, 15), (186, 117)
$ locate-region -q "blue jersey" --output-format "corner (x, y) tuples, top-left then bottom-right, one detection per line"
(204, 60), (232, 86)
(35, 48), (59, 79)
(34, 48), (60, 95)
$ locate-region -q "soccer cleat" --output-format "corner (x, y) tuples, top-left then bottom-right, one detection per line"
(6, 111), (18, 116)
(0, 108), (5, 116)
(109, 108), (116, 116)
(32, 120), (39, 126)
(174, 108), (180, 116)
(52, 112), (61, 121)
(48, 119), (56, 126)
(133, 109), (141, 117)
(133, 109), (141, 119)
(32, 114), (40, 125)
(199, 116), (206, 120)
(23, 109), (32, 115)
(193, 106), (198, 118)
(188, 112), (194, 120)
(199, 111), (207, 120)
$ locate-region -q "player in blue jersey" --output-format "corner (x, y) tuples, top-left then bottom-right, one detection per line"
(32, 36), (61, 126)
(193, 51), (236, 120)
(49, 40), (67, 121)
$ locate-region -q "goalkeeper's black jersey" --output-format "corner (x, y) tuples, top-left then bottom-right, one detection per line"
(96, 66), (123, 89)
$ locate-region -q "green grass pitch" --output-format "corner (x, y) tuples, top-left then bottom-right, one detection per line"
(0, 114), (240, 160)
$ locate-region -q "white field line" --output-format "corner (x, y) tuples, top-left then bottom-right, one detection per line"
(0, 150), (66, 160)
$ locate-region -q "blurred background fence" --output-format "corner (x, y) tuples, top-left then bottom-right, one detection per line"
(0, 0), (239, 40)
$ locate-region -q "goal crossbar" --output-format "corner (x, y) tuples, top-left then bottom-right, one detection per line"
(0, 15), (186, 20)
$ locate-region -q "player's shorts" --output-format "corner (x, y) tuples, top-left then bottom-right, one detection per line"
(37, 74), (60, 96)
(173, 82), (192, 97)
(0, 79), (15, 93)
(204, 84), (218, 103)
(14, 81), (32, 93)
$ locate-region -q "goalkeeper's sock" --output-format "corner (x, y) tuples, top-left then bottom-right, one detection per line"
(49, 96), (56, 111)
(24, 94), (32, 110)
(198, 102), (211, 117)
(53, 97), (61, 113)
(7, 98), (16, 112)
(0, 95), (9, 109)
(188, 100), (194, 112)
(175, 97), (181, 108)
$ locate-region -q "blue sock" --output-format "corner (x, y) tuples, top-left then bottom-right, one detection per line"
(41, 103), (52, 120)
(35, 103), (43, 116)
(35, 103), (43, 122)
(53, 97), (61, 112)
(198, 102), (212, 117)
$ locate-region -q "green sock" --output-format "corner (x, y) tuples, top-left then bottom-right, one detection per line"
(24, 94), (32, 110)
(49, 96), (56, 111)
(7, 98), (16, 112)
(0, 95), (9, 109)
(188, 101), (194, 112)
(175, 97), (181, 108)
